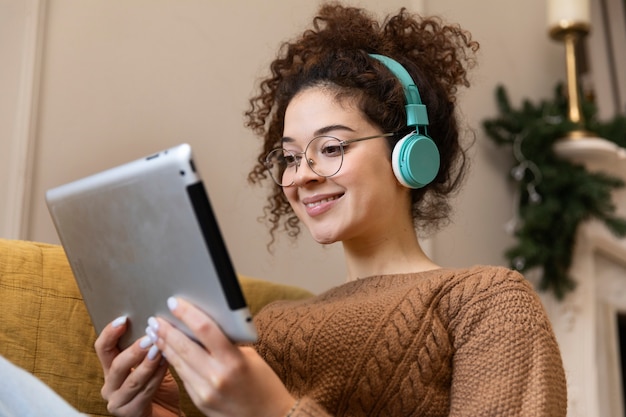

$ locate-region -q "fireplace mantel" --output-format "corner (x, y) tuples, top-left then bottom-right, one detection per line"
(541, 138), (626, 417)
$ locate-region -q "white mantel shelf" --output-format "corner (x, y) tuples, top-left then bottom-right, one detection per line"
(542, 137), (626, 417)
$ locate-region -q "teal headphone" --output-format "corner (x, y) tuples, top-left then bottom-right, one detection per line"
(369, 54), (440, 189)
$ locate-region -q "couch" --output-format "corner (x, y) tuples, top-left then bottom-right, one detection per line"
(0, 238), (313, 416)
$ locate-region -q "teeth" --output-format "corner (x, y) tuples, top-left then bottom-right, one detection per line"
(305, 196), (338, 208)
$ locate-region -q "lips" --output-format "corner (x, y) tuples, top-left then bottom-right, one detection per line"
(304, 195), (341, 208)
(301, 193), (343, 216)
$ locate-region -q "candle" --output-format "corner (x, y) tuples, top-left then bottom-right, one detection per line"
(547, 0), (590, 27)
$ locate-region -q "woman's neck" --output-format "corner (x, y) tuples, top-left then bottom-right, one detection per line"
(341, 228), (440, 281)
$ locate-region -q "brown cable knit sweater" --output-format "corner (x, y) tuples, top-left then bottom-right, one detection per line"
(253, 265), (567, 416)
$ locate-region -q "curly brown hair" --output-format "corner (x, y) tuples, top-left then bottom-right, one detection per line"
(245, 2), (479, 245)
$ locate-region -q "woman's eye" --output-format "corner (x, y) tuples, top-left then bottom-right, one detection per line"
(282, 154), (300, 167)
(320, 144), (343, 157)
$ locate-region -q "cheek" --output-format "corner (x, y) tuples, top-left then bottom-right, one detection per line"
(342, 152), (395, 185)
(347, 159), (406, 205)
(282, 187), (298, 207)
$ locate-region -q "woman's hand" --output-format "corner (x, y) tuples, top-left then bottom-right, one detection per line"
(94, 316), (181, 417)
(150, 297), (296, 417)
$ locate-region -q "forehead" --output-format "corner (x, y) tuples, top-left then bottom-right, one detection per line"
(283, 87), (367, 140)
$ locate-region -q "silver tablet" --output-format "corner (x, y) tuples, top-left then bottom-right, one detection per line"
(46, 143), (257, 349)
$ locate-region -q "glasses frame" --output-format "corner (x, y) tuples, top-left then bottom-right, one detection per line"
(264, 132), (396, 187)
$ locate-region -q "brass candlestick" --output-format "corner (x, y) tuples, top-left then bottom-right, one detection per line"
(549, 20), (596, 140)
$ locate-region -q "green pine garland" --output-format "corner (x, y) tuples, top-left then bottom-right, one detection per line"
(483, 84), (626, 300)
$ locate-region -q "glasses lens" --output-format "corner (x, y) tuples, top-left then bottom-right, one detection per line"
(306, 136), (344, 177)
(265, 149), (297, 186)
(264, 137), (346, 186)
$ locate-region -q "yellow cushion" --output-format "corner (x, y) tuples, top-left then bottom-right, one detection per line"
(0, 238), (311, 416)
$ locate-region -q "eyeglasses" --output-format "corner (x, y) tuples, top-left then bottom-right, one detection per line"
(264, 132), (395, 187)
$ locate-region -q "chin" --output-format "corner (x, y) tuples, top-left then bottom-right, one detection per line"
(313, 237), (338, 245)
(309, 232), (339, 246)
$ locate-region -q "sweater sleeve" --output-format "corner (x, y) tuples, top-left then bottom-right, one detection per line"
(448, 270), (567, 417)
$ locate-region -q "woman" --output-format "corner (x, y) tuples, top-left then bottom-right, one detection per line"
(95, 4), (567, 416)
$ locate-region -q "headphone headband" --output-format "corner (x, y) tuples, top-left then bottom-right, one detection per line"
(368, 53), (439, 189)
(369, 54), (429, 128)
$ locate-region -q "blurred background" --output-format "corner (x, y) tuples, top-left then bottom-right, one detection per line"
(1, 0), (623, 294)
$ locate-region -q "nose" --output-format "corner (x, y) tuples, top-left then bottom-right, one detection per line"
(292, 157), (324, 186)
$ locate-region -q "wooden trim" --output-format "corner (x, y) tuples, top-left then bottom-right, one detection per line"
(589, 0), (626, 118)
(3, 0), (46, 239)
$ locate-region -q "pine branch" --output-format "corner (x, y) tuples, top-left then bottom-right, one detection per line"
(483, 84), (626, 300)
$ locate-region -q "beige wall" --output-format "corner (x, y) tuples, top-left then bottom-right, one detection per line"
(2, 0), (569, 294)
(424, 0), (566, 270)
(0, 1), (21, 233)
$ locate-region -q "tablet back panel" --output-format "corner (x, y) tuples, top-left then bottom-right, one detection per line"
(46, 144), (257, 348)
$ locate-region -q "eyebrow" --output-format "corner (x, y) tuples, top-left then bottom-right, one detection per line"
(281, 124), (356, 144)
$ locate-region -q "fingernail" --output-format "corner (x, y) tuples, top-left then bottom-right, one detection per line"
(112, 316), (128, 328)
(139, 335), (153, 349)
(148, 316), (159, 332)
(145, 326), (158, 343)
(147, 344), (160, 360)
(167, 297), (178, 311)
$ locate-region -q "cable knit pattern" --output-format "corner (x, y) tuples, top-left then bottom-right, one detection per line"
(253, 266), (567, 417)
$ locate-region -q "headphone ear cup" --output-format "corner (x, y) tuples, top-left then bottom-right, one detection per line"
(391, 133), (440, 189)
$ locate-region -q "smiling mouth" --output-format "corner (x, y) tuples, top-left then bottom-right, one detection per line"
(304, 195), (342, 208)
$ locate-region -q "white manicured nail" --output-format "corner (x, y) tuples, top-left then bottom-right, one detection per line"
(112, 316), (127, 328)
(145, 326), (158, 343)
(147, 316), (159, 332)
(167, 297), (178, 311)
(139, 335), (152, 349)
(147, 344), (160, 360)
